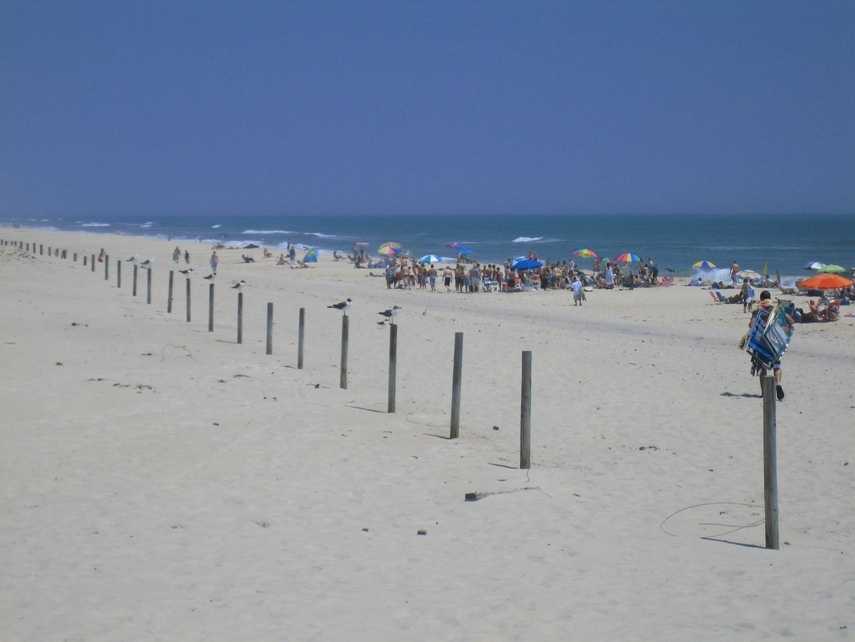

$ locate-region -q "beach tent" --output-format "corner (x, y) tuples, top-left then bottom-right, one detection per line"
(303, 248), (318, 263)
(512, 257), (544, 271)
(690, 268), (734, 286)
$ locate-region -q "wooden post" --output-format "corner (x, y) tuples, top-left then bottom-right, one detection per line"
(167, 270), (174, 313)
(186, 278), (191, 322)
(387, 323), (398, 413)
(339, 314), (349, 389)
(83, 255), (87, 266)
(762, 376), (780, 550)
(520, 350), (532, 469)
(132, 264), (138, 296)
(40, 244), (43, 255)
(73, 252), (77, 262)
(236, 292), (243, 344)
(104, 255), (109, 280)
(48, 247), (52, 256)
(265, 302), (273, 355)
(117, 260), (122, 288)
(91, 254), (95, 272)
(450, 332), (463, 438)
(208, 283), (215, 332)
(146, 268), (152, 304)
(297, 307), (305, 369)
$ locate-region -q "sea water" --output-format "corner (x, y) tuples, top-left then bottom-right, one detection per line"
(4, 213), (853, 276)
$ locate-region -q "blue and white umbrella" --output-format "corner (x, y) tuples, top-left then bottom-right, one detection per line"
(419, 254), (441, 264)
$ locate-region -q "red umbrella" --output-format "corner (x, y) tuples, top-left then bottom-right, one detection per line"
(798, 274), (852, 290)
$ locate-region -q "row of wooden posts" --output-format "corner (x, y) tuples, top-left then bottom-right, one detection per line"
(2, 237), (539, 472)
(1, 237), (782, 548)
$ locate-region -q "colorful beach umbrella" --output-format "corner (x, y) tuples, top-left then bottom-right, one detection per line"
(819, 264), (847, 274)
(613, 252), (641, 264)
(799, 274), (852, 290)
(692, 260), (716, 270)
(447, 241), (474, 255)
(419, 254), (440, 264)
(573, 248), (599, 258)
(378, 242), (401, 256)
(736, 269), (761, 281)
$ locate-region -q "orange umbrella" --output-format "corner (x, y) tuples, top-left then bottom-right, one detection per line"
(798, 274), (853, 290)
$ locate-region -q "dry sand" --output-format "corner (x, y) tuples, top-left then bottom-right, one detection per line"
(1, 228), (854, 641)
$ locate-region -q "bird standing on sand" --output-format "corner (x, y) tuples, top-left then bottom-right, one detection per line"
(179, 268), (192, 275)
(231, 280), (246, 289)
(203, 274), (214, 280)
(328, 298), (352, 312)
(126, 256), (136, 262)
(139, 259), (151, 267)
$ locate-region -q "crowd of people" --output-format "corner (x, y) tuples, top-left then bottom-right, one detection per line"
(378, 255), (666, 293)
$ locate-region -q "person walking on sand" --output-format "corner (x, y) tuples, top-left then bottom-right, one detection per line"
(571, 274), (584, 306)
(210, 250), (219, 275)
(172, 246), (181, 263)
(184, 249), (190, 264)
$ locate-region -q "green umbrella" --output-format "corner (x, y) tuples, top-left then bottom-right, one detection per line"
(820, 264), (847, 274)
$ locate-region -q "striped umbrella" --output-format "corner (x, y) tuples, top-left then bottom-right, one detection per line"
(573, 248), (599, 258)
(378, 242), (401, 256)
(613, 252), (641, 264)
(692, 260), (716, 270)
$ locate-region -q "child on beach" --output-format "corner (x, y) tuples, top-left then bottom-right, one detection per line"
(571, 275), (584, 306)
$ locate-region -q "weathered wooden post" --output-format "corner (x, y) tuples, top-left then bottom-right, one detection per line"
(91, 254), (95, 272)
(132, 264), (138, 296)
(146, 268), (152, 304)
(48, 247), (52, 256)
(762, 376), (780, 550)
(450, 332), (463, 439)
(265, 302), (273, 355)
(236, 292), (243, 344)
(520, 350), (532, 469)
(208, 283), (215, 332)
(117, 260), (122, 288)
(297, 307), (305, 369)
(339, 314), (349, 389)
(387, 322), (398, 413)
(186, 278), (191, 322)
(73, 252), (77, 262)
(40, 244), (43, 255)
(83, 255), (87, 266)
(167, 270), (174, 313)
(104, 255), (109, 280)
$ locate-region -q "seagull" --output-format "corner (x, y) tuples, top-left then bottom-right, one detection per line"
(203, 274), (214, 280)
(179, 268), (192, 275)
(378, 305), (402, 319)
(126, 256), (136, 262)
(139, 259), (151, 267)
(327, 298), (352, 311)
(231, 280), (246, 289)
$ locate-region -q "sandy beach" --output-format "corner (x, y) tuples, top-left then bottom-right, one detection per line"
(1, 227), (854, 641)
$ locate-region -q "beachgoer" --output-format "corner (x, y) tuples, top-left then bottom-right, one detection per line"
(443, 266), (453, 292)
(209, 250), (219, 275)
(571, 275), (583, 306)
(605, 264), (615, 289)
(429, 266), (437, 291)
(184, 250), (190, 264)
(172, 247), (181, 263)
(740, 279), (751, 313)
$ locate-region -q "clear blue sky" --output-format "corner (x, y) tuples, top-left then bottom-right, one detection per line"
(2, 1), (853, 216)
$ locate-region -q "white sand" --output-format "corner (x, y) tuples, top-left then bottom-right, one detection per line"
(1, 228), (854, 641)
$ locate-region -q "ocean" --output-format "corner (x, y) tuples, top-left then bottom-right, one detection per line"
(4, 213), (853, 276)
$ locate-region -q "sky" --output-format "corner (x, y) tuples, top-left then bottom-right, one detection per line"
(1, 1), (853, 217)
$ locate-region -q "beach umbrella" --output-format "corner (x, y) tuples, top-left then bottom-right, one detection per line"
(419, 254), (440, 264)
(573, 248), (598, 258)
(736, 269), (761, 281)
(613, 252), (641, 264)
(511, 257), (544, 271)
(798, 274), (852, 290)
(803, 260), (825, 271)
(378, 242), (401, 256)
(819, 264), (847, 274)
(447, 242), (474, 255)
(692, 259), (716, 270)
